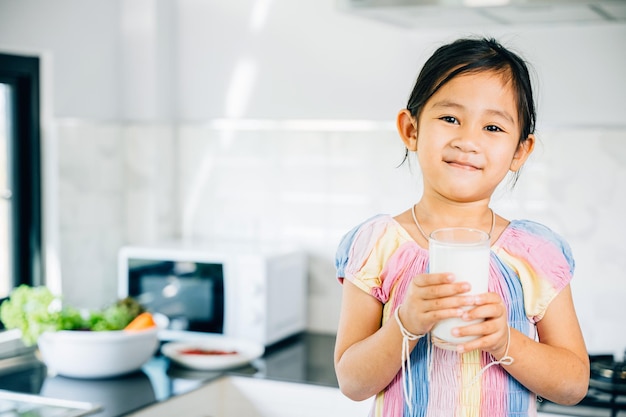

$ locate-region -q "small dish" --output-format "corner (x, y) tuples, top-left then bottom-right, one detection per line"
(161, 336), (264, 371)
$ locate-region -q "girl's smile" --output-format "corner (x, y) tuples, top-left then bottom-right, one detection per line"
(443, 157), (482, 171)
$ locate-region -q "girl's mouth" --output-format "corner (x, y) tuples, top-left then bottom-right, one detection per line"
(445, 159), (481, 170)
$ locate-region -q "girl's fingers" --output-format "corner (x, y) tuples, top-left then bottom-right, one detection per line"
(452, 297), (509, 354)
(455, 325), (507, 355)
(461, 304), (500, 321)
(466, 292), (501, 306)
(453, 318), (498, 338)
(401, 299), (465, 320)
(403, 276), (495, 334)
(412, 276), (472, 300)
(421, 296), (476, 313)
(460, 296), (506, 321)
(400, 298), (470, 334)
(413, 272), (456, 286)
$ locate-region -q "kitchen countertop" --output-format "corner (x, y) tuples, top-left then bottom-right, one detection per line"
(0, 332), (607, 417)
(0, 332), (338, 416)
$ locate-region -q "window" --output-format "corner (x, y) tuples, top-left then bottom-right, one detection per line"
(0, 53), (43, 305)
(1, 83), (10, 297)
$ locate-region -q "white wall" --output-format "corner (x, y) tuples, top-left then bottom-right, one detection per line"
(1, 1), (625, 125)
(0, 0), (121, 119)
(1, 0), (625, 356)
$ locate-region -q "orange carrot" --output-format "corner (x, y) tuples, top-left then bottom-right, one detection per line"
(124, 312), (156, 331)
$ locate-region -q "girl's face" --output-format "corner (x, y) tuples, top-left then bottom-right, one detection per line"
(406, 70), (534, 203)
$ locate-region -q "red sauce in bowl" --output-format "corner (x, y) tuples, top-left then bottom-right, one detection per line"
(179, 348), (238, 355)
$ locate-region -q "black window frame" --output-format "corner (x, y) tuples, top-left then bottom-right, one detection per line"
(0, 52), (43, 302)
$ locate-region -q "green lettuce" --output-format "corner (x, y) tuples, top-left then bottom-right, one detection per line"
(87, 297), (145, 331)
(0, 285), (145, 346)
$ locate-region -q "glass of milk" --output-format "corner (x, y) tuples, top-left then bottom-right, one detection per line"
(429, 227), (491, 350)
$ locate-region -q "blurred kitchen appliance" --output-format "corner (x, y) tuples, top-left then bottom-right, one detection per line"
(118, 242), (307, 346)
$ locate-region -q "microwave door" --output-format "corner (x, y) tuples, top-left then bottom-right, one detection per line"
(127, 259), (225, 333)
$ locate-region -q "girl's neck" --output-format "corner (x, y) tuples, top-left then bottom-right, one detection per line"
(411, 199), (496, 240)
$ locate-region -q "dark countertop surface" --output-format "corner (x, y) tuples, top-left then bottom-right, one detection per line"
(0, 332), (338, 416)
(1, 332), (609, 417)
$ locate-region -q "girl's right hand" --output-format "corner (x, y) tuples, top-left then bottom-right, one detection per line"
(398, 272), (473, 336)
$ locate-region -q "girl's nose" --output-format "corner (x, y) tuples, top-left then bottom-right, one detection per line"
(451, 128), (480, 153)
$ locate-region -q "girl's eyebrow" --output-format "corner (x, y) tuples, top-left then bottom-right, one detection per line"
(430, 100), (515, 124)
(484, 108), (515, 124)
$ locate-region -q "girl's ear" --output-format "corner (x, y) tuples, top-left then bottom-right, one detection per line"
(397, 109), (418, 151)
(510, 134), (535, 172)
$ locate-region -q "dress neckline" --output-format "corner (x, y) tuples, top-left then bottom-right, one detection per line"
(390, 214), (513, 251)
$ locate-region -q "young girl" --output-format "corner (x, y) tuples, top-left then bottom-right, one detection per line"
(334, 37), (589, 417)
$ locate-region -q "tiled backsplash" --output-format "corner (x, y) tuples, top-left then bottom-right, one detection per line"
(53, 120), (626, 357)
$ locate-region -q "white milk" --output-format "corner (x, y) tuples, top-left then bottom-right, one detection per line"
(429, 228), (490, 350)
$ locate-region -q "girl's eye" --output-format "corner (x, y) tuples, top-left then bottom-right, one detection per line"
(440, 116), (458, 124)
(485, 125), (503, 132)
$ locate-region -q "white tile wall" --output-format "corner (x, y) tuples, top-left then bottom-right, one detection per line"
(54, 120), (626, 357)
(55, 122), (124, 308)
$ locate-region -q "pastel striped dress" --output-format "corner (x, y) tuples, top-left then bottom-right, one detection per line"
(335, 215), (574, 417)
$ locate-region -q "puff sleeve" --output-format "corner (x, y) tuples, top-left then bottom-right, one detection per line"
(493, 220), (575, 323)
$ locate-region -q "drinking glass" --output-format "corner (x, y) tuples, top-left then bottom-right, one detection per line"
(429, 227), (491, 350)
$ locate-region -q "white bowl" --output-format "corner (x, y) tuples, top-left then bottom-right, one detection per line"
(161, 336), (264, 371)
(37, 328), (159, 379)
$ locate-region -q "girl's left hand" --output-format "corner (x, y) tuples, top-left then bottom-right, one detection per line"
(453, 292), (509, 359)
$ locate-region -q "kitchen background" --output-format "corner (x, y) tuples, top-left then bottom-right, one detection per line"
(0, 0), (625, 357)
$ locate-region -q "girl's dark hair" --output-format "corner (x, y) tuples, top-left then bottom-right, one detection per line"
(404, 37), (536, 170)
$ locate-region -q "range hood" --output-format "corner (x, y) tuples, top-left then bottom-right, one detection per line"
(337, 0), (626, 28)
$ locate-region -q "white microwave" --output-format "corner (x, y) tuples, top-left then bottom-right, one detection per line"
(118, 242), (308, 346)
